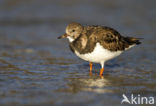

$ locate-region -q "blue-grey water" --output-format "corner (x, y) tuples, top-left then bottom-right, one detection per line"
(0, 0), (156, 105)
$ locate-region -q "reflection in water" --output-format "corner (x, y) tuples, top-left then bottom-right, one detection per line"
(56, 75), (113, 93)
(56, 73), (156, 95)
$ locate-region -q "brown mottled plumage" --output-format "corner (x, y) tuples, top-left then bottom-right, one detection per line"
(58, 22), (142, 76)
(68, 24), (141, 54)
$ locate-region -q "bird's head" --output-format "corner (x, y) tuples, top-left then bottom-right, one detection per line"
(58, 22), (83, 42)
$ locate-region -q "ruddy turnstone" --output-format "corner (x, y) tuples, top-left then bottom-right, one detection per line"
(58, 22), (142, 76)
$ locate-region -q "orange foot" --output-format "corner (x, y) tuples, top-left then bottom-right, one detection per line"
(89, 62), (92, 75)
(99, 68), (104, 76)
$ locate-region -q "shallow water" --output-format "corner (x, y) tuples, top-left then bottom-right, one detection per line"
(0, 0), (156, 105)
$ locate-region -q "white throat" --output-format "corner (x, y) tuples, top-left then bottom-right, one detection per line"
(67, 36), (74, 42)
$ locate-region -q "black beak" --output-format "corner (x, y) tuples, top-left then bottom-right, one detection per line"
(58, 33), (68, 39)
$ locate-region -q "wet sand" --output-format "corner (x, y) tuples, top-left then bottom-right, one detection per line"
(0, 0), (156, 105)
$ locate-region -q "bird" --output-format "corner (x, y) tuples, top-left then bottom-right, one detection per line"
(58, 22), (142, 76)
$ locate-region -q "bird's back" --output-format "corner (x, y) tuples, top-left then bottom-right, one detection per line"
(84, 26), (141, 51)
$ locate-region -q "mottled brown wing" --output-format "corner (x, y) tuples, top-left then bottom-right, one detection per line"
(81, 26), (129, 53)
(97, 27), (131, 51)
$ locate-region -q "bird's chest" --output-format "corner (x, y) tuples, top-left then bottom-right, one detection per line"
(74, 43), (122, 63)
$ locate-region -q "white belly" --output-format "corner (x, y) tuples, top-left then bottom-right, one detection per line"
(75, 43), (122, 63)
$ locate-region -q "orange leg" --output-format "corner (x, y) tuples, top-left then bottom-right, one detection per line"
(99, 68), (104, 76)
(89, 62), (92, 74)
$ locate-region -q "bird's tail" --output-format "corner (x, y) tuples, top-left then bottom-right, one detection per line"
(125, 37), (143, 45)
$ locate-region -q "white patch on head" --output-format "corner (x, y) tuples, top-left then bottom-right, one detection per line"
(67, 36), (74, 42)
(66, 27), (74, 42)
(75, 43), (122, 64)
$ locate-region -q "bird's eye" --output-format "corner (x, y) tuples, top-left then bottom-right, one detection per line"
(72, 30), (75, 32)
